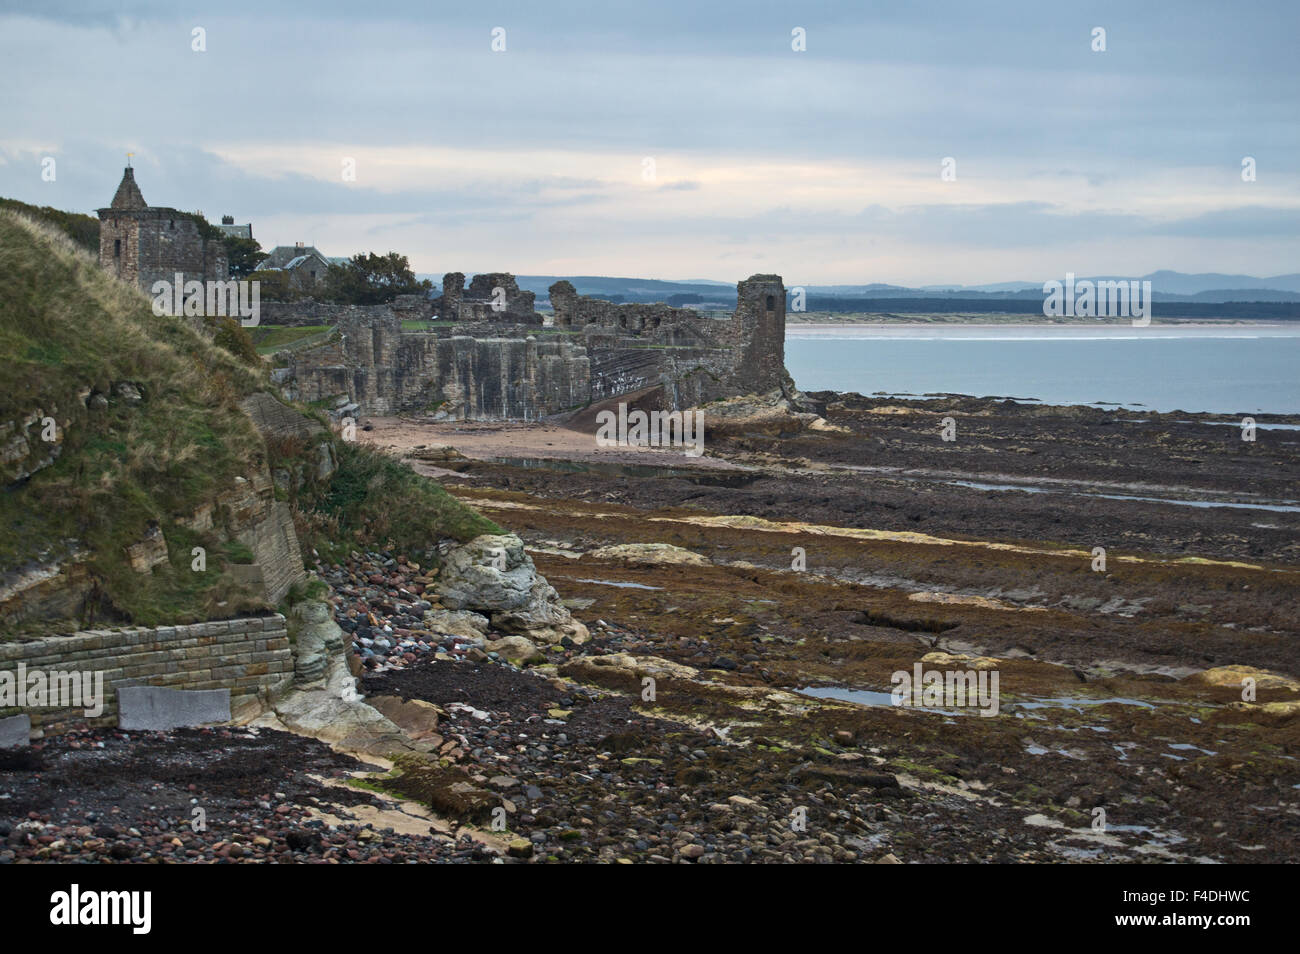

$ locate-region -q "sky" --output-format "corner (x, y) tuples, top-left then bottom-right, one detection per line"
(1, 0), (1297, 285)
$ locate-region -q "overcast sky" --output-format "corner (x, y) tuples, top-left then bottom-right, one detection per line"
(1, 0), (1297, 285)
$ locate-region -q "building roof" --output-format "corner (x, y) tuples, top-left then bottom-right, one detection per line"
(109, 167), (148, 211)
(258, 244), (333, 269)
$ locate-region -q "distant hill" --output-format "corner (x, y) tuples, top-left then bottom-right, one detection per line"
(829, 272), (1300, 302)
(412, 270), (1300, 308)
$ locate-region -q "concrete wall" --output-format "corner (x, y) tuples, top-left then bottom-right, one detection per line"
(0, 615), (292, 736)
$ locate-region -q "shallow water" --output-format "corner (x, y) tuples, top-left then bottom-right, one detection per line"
(946, 480), (1300, 513)
(786, 328), (1300, 414)
(575, 578), (663, 590)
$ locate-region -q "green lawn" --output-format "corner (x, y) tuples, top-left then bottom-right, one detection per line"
(247, 325), (332, 354)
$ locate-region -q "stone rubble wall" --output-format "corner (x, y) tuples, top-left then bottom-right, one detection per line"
(0, 615), (294, 736)
(278, 276), (789, 419)
(258, 299), (431, 327)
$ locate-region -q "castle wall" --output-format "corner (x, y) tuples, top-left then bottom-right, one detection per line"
(279, 274), (789, 420)
(98, 209), (229, 291)
(98, 216), (140, 284)
(281, 316), (590, 419)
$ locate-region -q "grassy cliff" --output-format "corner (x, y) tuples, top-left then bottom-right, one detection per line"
(0, 210), (496, 635)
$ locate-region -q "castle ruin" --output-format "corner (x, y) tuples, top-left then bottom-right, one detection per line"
(273, 274), (789, 420)
(97, 167), (228, 290)
(92, 166), (791, 421)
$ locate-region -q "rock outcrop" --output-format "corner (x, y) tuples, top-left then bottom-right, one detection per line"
(436, 533), (589, 646)
(256, 599), (429, 757)
(697, 389), (826, 439)
(585, 543), (711, 567)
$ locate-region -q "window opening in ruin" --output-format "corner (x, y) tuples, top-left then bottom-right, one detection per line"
(169, 220), (175, 230)
(114, 239), (121, 257)
(766, 295), (775, 311)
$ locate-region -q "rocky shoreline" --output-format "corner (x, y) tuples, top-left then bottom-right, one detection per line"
(3, 392), (1297, 864)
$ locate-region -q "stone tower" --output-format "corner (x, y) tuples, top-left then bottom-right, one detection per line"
(98, 166), (228, 291)
(730, 274), (787, 393)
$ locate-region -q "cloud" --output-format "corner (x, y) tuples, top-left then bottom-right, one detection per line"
(1, 1), (1297, 280)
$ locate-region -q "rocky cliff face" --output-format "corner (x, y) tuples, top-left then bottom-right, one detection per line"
(284, 317), (593, 420)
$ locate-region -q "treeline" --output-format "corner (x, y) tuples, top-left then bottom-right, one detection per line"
(251, 252), (431, 305)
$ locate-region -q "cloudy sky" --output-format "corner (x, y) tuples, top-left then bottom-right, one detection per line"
(1, 0), (1296, 284)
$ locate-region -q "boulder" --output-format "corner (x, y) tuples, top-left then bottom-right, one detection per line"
(366, 695), (443, 743)
(422, 608), (490, 640)
(0, 714), (31, 749)
(695, 390), (820, 439)
(437, 533), (588, 645)
(407, 445), (468, 463)
(920, 650), (1001, 671)
(487, 635), (547, 667)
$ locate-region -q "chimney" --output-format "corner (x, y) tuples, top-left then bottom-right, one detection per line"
(222, 215), (234, 225)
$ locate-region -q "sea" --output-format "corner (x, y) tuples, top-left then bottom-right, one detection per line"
(784, 325), (1300, 415)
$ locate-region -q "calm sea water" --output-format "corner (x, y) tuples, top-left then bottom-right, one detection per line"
(785, 325), (1300, 414)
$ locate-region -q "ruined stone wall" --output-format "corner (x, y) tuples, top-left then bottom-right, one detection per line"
(728, 275), (788, 395)
(432, 335), (590, 420)
(435, 272), (539, 324)
(0, 616), (293, 734)
(283, 315), (590, 419)
(550, 280), (704, 332)
(257, 299), (434, 327)
(98, 209), (228, 292)
(283, 275), (789, 420)
(554, 274), (789, 402)
(440, 272), (465, 320)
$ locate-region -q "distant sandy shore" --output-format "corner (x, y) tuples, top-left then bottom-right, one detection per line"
(361, 417), (745, 472)
(786, 320), (1296, 329)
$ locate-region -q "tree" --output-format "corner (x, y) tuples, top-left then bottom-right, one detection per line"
(247, 268), (297, 302)
(224, 237), (263, 279)
(323, 252), (432, 305)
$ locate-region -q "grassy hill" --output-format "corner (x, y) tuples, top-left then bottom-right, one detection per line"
(0, 210), (495, 635)
(0, 197), (100, 254)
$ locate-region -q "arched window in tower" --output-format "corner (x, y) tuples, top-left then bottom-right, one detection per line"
(114, 239), (121, 257)
(765, 295), (775, 311)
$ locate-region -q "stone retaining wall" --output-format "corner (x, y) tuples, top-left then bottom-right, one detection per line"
(0, 615), (293, 737)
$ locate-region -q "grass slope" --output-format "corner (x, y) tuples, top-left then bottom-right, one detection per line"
(0, 211), (269, 628)
(0, 211), (497, 634)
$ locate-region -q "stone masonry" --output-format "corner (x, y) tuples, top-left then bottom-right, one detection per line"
(277, 274), (790, 420)
(0, 615), (293, 737)
(98, 167), (228, 292)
